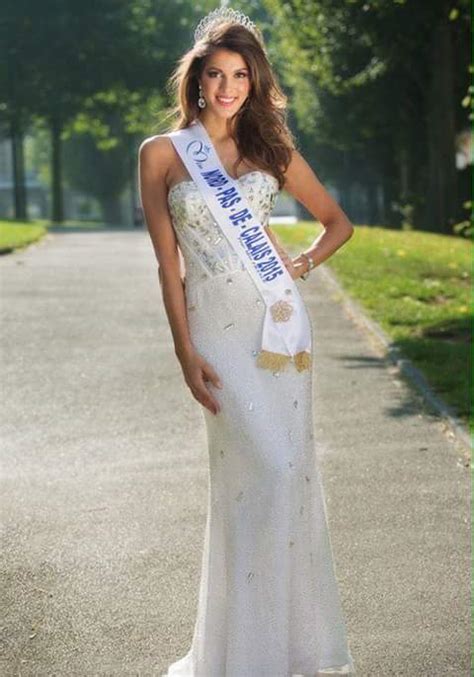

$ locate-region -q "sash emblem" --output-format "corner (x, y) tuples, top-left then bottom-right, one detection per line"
(270, 299), (294, 323)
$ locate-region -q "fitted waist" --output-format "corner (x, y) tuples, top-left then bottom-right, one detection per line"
(184, 264), (249, 290)
(184, 267), (265, 314)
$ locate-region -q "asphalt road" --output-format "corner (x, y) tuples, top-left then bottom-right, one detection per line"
(0, 228), (470, 676)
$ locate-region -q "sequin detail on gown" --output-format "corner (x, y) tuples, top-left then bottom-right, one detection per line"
(164, 170), (356, 676)
(167, 170), (279, 279)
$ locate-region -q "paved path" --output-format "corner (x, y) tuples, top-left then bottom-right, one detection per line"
(0, 228), (470, 676)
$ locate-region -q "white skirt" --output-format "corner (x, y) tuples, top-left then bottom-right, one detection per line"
(164, 268), (356, 677)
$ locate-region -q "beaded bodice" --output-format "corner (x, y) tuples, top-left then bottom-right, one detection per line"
(167, 170), (280, 281)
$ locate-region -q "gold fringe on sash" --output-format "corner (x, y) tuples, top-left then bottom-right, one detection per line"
(256, 350), (292, 371)
(256, 349), (312, 373)
(293, 350), (312, 372)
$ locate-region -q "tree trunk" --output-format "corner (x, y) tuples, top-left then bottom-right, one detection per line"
(7, 41), (27, 221)
(366, 179), (379, 225)
(380, 173), (400, 229)
(399, 121), (427, 230)
(10, 124), (27, 220)
(424, 20), (457, 233)
(128, 135), (138, 225)
(51, 116), (64, 223)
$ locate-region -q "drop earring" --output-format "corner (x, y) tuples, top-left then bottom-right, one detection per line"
(198, 83), (206, 109)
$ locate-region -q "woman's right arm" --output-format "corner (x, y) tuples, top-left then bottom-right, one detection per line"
(138, 136), (222, 415)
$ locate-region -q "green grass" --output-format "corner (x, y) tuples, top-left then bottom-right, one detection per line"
(274, 221), (472, 429)
(0, 219), (48, 252)
(0, 218), (112, 253)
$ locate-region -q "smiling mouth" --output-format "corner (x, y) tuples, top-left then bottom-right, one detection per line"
(216, 96), (237, 106)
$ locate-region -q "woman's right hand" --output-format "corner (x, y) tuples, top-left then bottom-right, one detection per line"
(179, 350), (223, 415)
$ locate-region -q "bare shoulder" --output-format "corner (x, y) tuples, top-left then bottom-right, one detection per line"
(138, 134), (175, 179)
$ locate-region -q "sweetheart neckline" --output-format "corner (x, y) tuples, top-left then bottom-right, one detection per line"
(167, 170), (279, 201)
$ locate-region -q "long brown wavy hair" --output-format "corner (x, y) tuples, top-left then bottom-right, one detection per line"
(163, 20), (297, 190)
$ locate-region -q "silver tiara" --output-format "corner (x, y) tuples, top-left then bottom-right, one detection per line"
(194, 7), (260, 44)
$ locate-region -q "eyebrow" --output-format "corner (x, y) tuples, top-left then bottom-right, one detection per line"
(206, 66), (249, 72)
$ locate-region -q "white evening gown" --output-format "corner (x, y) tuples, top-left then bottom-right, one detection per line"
(164, 169), (355, 676)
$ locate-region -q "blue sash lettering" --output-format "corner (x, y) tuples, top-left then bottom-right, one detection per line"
(240, 227), (272, 260)
(240, 225), (260, 241)
(256, 257), (282, 275)
(202, 168), (228, 189)
(263, 268), (284, 282)
(230, 208), (252, 226)
(216, 187), (241, 209)
(249, 242), (272, 261)
(188, 139), (285, 284)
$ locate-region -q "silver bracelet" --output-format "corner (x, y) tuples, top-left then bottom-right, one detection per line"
(299, 251), (316, 280)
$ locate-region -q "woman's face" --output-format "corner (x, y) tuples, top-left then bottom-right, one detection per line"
(199, 48), (251, 118)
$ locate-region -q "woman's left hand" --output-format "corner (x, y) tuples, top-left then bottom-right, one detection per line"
(264, 227), (305, 280)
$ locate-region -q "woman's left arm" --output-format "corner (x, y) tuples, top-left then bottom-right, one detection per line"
(279, 149), (355, 280)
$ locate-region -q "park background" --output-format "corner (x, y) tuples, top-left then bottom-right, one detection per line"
(1, 0), (471, 432)
(0, 2), (472, 675)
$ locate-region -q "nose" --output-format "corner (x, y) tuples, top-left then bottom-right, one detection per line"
(217, 77), (235, 93)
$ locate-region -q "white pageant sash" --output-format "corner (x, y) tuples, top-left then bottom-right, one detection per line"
(167, 118), (312, 373)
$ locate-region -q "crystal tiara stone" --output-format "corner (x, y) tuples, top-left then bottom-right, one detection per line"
(194, 7), (260, 44)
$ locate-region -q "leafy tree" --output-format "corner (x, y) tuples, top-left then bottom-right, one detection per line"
(0, 0), (220, 223)
(263, 0), (470, 232)
(0, 0), (159, 222)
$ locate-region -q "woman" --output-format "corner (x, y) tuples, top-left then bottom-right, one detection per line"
(139, 7), (356, 676)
